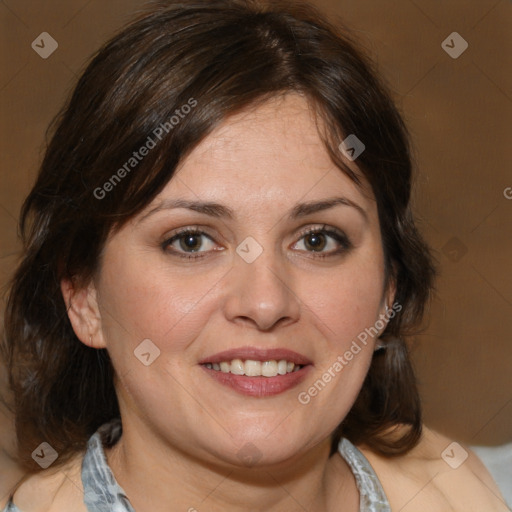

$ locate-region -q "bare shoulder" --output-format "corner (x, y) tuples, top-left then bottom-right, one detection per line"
(357, 424), (510, 512)
(10, 454), (87, 512)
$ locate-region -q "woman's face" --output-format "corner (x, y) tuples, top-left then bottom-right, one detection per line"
(83, 94), (393, 467)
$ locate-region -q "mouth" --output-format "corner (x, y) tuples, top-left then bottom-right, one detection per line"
(198, 347), (312, 397)
(202, 359), (305, 377)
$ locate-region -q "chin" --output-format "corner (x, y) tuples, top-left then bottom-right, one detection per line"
(206, 426), (316, 469)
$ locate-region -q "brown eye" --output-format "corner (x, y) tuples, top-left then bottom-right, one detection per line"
(163, 229), (218, 259)
(303, 232), (327, 252)
(179, 233), (204, 252)
(293, 226), (352, 257)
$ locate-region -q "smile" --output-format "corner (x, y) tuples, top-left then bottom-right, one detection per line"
(202, 359), (303, 377)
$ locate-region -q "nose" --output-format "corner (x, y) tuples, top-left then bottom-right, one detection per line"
(222, 248), (301, 332)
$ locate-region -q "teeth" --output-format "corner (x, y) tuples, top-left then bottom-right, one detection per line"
(231, 359), (244, 375)
(204, 359), (303, 377)
(261, 360), (277, 377)
(245, 360), (262, 376)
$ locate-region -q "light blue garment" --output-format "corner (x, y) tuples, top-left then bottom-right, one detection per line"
(2, 420), (390, 511)
(338, 438), (391, 511)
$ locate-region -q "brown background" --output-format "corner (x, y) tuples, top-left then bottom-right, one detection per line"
(1, 0), (511, 486)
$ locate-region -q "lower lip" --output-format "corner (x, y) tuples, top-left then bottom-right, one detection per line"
(201, 365), (312, 397)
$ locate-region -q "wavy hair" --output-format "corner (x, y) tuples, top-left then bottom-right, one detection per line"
(2, 0), (436, 471)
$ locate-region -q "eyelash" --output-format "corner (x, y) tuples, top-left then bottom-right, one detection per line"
(162, 225), (352, 261)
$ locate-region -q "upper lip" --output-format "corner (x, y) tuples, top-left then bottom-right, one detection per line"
(199, 346), (313, 366)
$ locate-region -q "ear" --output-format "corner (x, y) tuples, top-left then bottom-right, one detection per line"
(383, 274), (397, 314)
(375, 272), (397, 337)
(60, 277), (107, 349)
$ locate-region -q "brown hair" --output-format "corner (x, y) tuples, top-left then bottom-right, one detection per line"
(2, 0), (436, 471)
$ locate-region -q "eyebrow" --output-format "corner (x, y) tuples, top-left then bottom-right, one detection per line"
(139, 196), (367, 223)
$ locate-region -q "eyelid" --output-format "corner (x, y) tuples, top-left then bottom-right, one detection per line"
(167, 225), (211, 237)
(163, 225), (217, 244)
(295, 223), (348, 241)
(292, 224), (352, 253)
(162, 223), (352, 259)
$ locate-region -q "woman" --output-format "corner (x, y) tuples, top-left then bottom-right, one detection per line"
(1, 1), (508, 510)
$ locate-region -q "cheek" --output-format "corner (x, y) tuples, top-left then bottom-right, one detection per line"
(294, 277), (382, 437)
(97, 248), (226, 359)
(303, 255), (386, 350)
(293, 247), (385, 413)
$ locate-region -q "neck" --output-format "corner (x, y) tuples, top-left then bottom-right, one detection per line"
(105, 420), (358, 512)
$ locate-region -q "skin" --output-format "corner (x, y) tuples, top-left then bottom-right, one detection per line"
(359, 427), (510, 511)
(64, 93), (391, 512)
(8, 93), (502, 512)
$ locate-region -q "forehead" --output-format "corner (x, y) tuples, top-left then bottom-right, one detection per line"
(149, 94), (375, 220)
